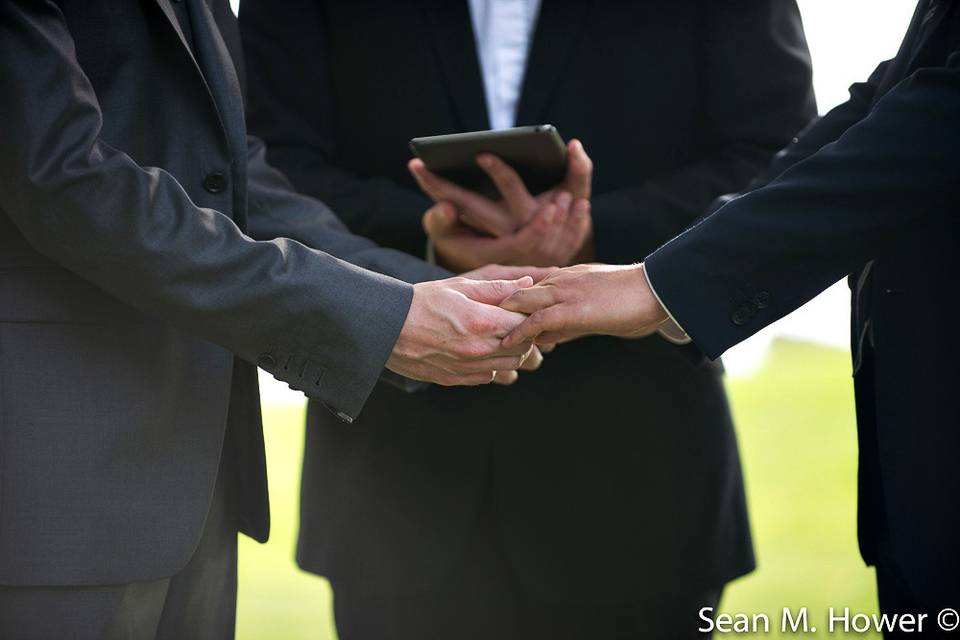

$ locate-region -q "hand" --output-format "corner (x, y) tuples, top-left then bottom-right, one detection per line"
(409, 139), (593, 237)
(387, 276), (537, 386)
(424, 194), (592, 271)
(459, 264), (557, 385)
(499, 263), (669, 347)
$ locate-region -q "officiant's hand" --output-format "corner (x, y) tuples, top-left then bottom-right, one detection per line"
(409, 138), (593, 237)
(422, 194), (592, 272)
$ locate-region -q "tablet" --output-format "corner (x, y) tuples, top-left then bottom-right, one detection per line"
(409, 125), (567, 199)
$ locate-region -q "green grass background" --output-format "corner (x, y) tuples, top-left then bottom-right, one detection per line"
(237, 340), (880, 639)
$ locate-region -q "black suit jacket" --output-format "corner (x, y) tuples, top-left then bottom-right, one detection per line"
(240, 0), (816, 600)
(0, 0), (444, 586)
(647, 0), (960, 608)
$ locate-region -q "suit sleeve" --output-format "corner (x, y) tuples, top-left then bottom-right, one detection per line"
(244, 136), (449, 284)
(645, 50), (960, 359)
(0, 0), (418, 422)
(239, 0), (432, 255)
(592, 0), (816, 264)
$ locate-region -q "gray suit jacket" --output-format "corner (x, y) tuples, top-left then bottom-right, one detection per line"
(0, 0), (445, 586)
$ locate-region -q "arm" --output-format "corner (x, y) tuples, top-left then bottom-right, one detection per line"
(0, 1), (532, 419)
(592, 0), (817, 264)
(501, 51), (960, 352)
(644, 53), (960, 358)
(239, 0), (430, 254)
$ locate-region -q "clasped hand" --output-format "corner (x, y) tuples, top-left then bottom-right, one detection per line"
(386, 266), (555, 386)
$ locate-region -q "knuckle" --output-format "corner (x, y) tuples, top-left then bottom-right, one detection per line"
(466, 313), (496, 336)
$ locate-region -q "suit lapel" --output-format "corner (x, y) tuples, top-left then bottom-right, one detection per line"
(150, 0), (223, 126)
(185, 0), (247, 151)
(151, 0), (200, 67)
(425, 0), (490, 131)
(515, 0), (592, 126)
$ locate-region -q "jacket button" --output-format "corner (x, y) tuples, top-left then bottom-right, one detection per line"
(203, 172), (228, 194)
(753, 291), (771, 309)
(732, 305), (752, 326)
(256, 353), (277, 369)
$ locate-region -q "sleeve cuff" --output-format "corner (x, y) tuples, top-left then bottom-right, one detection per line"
(642, 264), (692, 345)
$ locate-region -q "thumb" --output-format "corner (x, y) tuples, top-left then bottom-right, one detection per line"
(422, 202), (458, 236)
(460, 277), (535, 305)
(565, 139), (592, 199)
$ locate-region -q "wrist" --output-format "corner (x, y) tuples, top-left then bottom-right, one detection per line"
(631, 264), (667, 331)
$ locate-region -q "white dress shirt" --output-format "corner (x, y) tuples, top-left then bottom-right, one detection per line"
(468, 0), (542, 130)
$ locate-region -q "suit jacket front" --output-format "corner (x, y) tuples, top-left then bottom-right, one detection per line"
(647, 0), (960, 607)
(0, 0), (444, 586)
(240, 0), (816, 600)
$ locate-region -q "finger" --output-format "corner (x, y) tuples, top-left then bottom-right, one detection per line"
(564, 139), (593, 199)
(493, 370), (519, 386)
(477, 154), (536, 223)
(520, 346), (544, 371)
(459, 277), (535, 306)
(500, 285), (559, 314)
(509, 205), (565, 264)
(553, 198), (592, 263)
(502, 305), (567, 348)
(518, 203), (556, 240)
(539, 194), (572, 256)
(410, 160), (489, 211)
(422, 201), (459, 237)
(438, 371), (497, 387)
(410, 160), (513, 237)
(467, 265), (559, 283)
(570, 197), (591, 223)
(537, 342), (557, 353)
(408, 159), (446, 202)
(535, 330), (582, 345)
(450, 354), (527, 372)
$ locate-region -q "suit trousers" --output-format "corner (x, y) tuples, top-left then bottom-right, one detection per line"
(332, 478), (722, 640)
(0, 447), (239, 640)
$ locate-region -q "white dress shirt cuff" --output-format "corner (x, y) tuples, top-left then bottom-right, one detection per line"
(642, 265), (692, 345)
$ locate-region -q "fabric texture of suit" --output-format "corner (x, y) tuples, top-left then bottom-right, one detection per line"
(240, 0), (817, 602)
(647, 0), (960, 609)
(0, 0), (446, 590)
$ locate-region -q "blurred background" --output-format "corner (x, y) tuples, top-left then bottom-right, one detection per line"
(233, 2), (918, 638)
